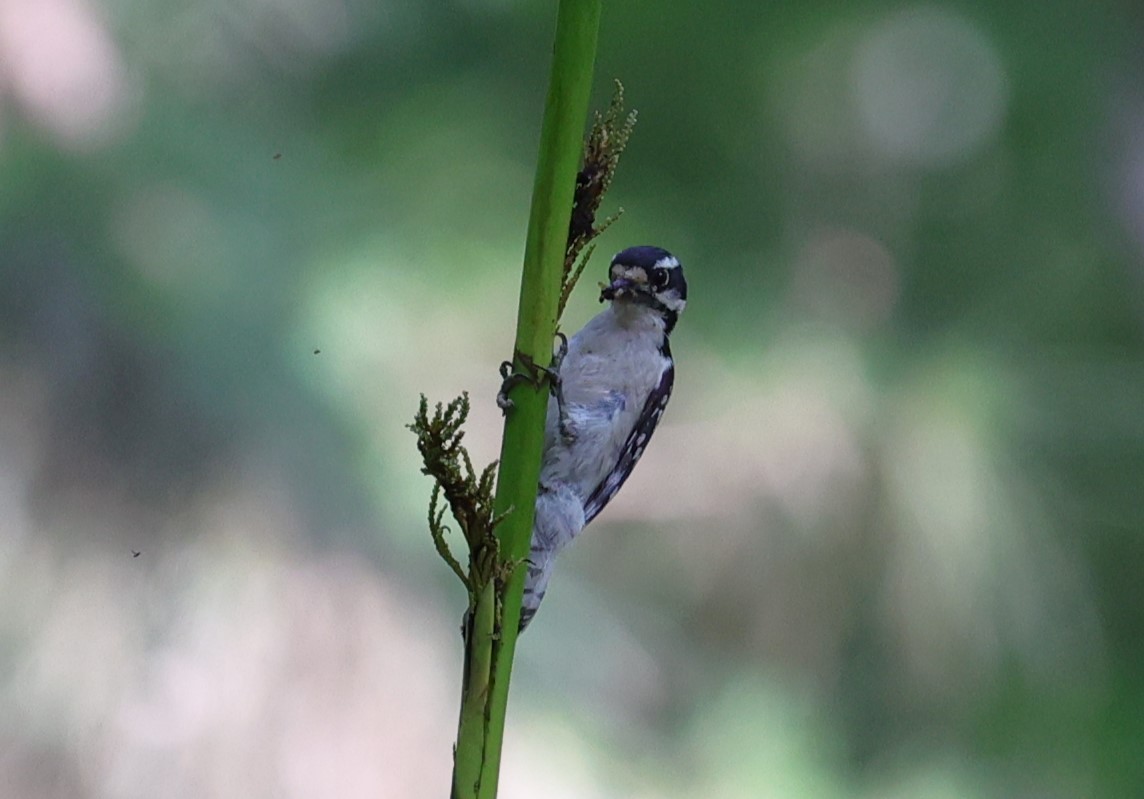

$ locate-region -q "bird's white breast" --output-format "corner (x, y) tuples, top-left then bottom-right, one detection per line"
(538, 304), (670, 500)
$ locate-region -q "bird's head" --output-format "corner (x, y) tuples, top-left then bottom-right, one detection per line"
(599, 246), (687, 332)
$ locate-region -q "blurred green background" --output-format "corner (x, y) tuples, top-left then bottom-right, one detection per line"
(2, 0), (1142, 797)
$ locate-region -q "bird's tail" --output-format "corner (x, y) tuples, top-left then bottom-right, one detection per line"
(518, 482), (585, 632)
(519, 555), (554, 632)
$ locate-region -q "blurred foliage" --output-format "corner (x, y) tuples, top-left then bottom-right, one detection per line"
(1, 0), (1143, 797)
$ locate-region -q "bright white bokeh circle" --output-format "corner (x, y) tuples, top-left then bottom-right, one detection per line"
(852, 6), (1008, 167)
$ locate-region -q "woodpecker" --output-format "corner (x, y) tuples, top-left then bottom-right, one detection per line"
(513, 245), (686, 630)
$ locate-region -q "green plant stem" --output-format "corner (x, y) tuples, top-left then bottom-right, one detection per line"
(454, 577), (495, 790)
(449, 1), (601, 797)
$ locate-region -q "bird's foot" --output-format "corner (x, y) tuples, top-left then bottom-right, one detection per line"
(497, 333), (570, 427)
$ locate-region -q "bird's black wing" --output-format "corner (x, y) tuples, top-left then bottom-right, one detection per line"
(582, 360), (674, 525)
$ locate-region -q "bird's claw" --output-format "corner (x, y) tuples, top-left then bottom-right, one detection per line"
(550, 333), (575, 443)
(497, 334), (568, 417)
(496, 360), (522, 413)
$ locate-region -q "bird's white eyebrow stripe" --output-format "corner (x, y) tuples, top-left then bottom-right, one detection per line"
(655, 256), (681, 269)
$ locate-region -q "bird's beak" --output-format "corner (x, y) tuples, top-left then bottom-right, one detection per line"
(600, 277), (639, 303)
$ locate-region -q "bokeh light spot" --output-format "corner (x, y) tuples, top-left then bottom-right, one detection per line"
(852, 6), (1008, 166)
(0, 0), (135, 148)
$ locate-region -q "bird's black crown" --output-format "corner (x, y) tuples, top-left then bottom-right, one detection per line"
(610, 246), (687, 302)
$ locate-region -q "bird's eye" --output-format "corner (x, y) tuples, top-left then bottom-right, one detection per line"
(651, 269), (669, 289)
